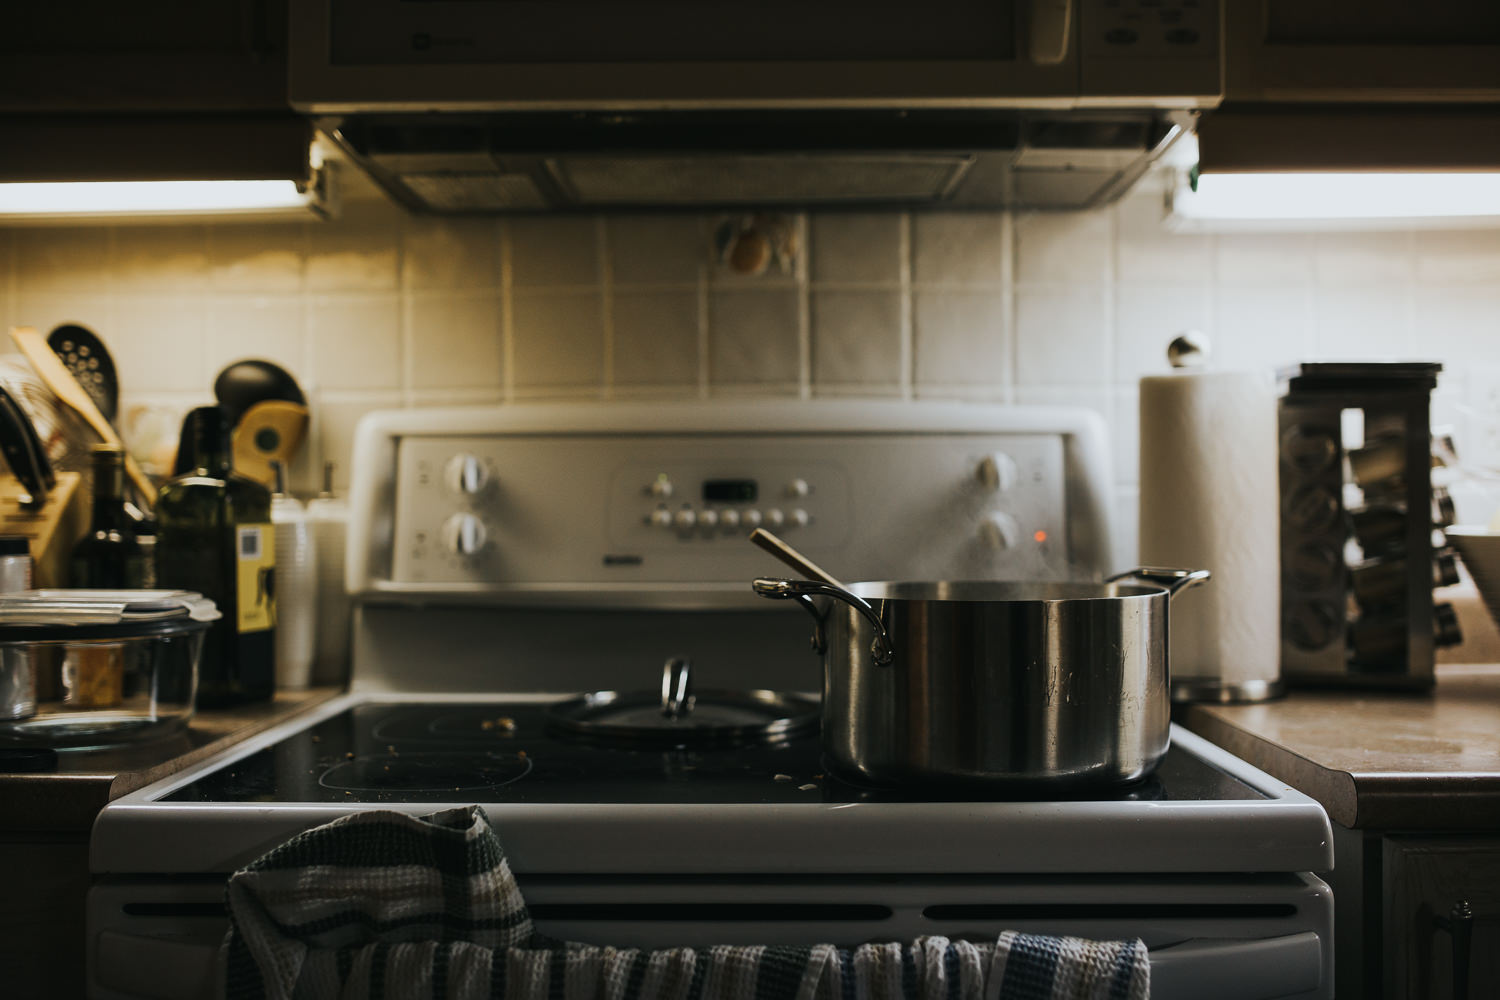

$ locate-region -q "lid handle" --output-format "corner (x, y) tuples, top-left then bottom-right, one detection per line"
(660, 658), (694, 719)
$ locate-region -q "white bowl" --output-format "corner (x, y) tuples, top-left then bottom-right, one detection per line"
(1448, 527), (1500, 629)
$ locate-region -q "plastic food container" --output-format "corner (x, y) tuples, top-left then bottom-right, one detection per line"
(0, 590), (220, 749)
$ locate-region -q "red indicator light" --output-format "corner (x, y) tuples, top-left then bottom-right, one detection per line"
(1033, 530), (1048, 543)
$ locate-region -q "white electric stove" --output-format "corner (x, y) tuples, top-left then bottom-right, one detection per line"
(87, 402), (1334, 999)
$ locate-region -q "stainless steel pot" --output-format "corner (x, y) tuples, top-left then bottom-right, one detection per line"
(752, 568), (1209, 788)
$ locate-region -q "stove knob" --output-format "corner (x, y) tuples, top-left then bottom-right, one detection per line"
(977, 453), (1019, 493)
(765, 508), (785, 529)
(699, 509), (720, 530)
(742, 509), (763, 529)
(673, 508), (698, 532)
(445, 454), (490, 496)
(443, 513), (487, 557)
(790, 508), (810, 528)
(719, 509), (741, 530)
(650, 476), (674, 500)
(786, 478), (810, 498)
(978, 512), (1020, 550)
(649, 507), (674, 529)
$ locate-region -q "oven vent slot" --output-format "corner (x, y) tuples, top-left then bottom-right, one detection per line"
(922, 903), (1298, 920)
(528, 903), (893, 923)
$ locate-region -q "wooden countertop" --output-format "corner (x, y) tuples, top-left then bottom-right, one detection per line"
(1178, 664), (1500, 831)
(0, 687), (339, 833)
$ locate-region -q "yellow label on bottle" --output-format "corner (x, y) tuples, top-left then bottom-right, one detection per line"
(235, 523), (276, 633)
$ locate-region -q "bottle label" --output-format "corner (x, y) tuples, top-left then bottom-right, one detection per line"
(235, 523), (277, 633)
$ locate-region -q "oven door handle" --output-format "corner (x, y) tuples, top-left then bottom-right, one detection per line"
(1149, 931), (1323, 1000)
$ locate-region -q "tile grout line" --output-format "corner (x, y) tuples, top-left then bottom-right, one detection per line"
(899, 212), (914, 400)
(797, 213), (812, 400)
(598, 216), (614, 401)
(499, 221), (515, 403)
(697, 216), (711, 399)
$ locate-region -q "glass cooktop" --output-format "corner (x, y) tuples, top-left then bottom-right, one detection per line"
(165, 703), (1267, 805)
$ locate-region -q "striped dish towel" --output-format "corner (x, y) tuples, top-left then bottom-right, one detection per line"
(223, 807), (1149, 1000)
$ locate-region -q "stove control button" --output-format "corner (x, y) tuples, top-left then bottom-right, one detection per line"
(786, 478), (810, 498)
(742, 509), (763, 529)
(650, 475), (675, 500)
(649, 507), (674, 529)
(790, 508), (810, 528)
(445, 454), (490, 496)
(443, 513), (488, 557)
(699, 509), (720, 530)
(977, 452), (1019, 493)
(719, 509), (741, 530)
(673, 508), (698, 531)
(765, 508), (786, 529)
(978, 512), (1020, 550)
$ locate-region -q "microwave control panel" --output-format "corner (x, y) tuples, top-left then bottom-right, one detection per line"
(390, 432), (1073, 587)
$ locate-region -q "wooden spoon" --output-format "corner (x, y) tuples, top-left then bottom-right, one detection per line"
(748, 527), (847, 590)
(10, 326), (156, 505)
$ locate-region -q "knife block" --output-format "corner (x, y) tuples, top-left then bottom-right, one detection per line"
(0, 471), (86, 587)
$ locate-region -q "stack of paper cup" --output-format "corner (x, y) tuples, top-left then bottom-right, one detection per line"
(307, 465), (351, 687)
(1139, 369), (1283, 702)
(271, 489), (317, 690)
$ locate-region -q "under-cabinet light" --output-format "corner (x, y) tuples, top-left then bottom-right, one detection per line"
(0, 168), (336, 224)
(1168, 171), (1500, 231)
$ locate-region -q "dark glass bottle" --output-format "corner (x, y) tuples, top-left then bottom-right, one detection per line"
(154, 406), (277, 707)
(70, 445), (148, 589)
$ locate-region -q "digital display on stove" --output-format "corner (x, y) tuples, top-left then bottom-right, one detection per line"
(701, 479), (757, 503)
(162, 704), (1271, 806)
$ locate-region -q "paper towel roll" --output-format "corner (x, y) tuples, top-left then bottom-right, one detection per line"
(1139, 370), (1281, 698)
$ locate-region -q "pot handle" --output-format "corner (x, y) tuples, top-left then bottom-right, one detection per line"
(752, 578), (894, 666)
(1106, 566), (1212, 600)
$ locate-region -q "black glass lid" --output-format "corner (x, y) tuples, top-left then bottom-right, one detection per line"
(545, 658), (818, 747)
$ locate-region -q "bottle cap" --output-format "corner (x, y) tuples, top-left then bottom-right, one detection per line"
(0, 536), (30, 557)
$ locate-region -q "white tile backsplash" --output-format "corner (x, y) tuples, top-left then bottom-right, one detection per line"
(811, 290), (903, 388)
(1014, 211), (1110, 285)
(914, 289), (1010, 388)
(408, 294), (504, 391)
(509, 217), (601, 288)
(208, 223), (305, 293)
(709, 289), (802, 387)
(611, 289), (700, 387)
(511, 291), (605, 392)
(911, 214), (1007, 286)
(1014, 286), (1107, 385)
(4, 182), (1499, 513)
(609, 216), (704, 285)
(811, 214), (903, 285)
(309, 294), (402, 390)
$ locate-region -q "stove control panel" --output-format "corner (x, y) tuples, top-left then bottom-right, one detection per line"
(351, 403), (1114, 605)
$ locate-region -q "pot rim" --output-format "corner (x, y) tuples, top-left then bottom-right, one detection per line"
(836, 580), (1172, 603)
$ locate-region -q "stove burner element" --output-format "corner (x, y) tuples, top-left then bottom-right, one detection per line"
(318, 752), (533, 793)
(369, 709), (524, 746)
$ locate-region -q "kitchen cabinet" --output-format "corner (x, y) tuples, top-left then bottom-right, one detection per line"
(1226, 0), (1500, 102)
(0, 0), (289, 112)
(1384, 836), (1500, 998)
(1178, 664), (1500, 999)
(0, 689), (337, 998)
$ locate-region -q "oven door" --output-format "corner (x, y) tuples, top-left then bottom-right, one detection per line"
(86, 873), (1331, 999)
(291, 1), (1220, 113)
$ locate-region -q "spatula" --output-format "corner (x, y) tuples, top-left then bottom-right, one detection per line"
(46, 323), (119, 423)
(9, 326), (156, 505)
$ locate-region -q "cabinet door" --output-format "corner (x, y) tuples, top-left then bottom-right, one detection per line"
(1384, 836), (1500, 999)
(0, 0), (287, 111)
(1227, 1), (1500, 102)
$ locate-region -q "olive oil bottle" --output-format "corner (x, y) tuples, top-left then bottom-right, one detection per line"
(155, 406), (276, 706)
(70, 444), (148, 588)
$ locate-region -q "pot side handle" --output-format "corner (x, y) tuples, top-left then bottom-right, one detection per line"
(1105, 566), (1211, 600)
(752, 578), (894, 666)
